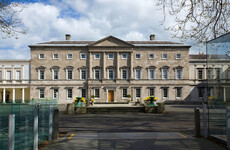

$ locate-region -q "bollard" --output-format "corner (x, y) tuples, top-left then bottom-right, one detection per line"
(8, 114), (15, 150)
(53, 109), (59, 139)
(203, 104), (208, 138)
(194, 107), (201, 137)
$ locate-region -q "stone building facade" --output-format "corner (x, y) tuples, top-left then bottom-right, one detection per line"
(0, 60), (30, 103)
(29, 35), (191, 104)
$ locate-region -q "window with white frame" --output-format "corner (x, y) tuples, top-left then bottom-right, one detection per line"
(94, 69), (101, 79)
(121, 69), (128, 79)
(80, 69), (87, 80)
(53, 54), (59, 59)
(94, 53), (100, 59)
(94, 89), (100, 98)
(121, 53), (128, 59)
(53, 89), (58, 99)
(7, 71), (11, 80)
(176, 53), (181, 59)
(148, 54), (154, 59)
(39, 54), (45, 59)
(67, 89), (72, 99)
(122, 88), (128, 98)
(216, 69), (221, 79)
(175, 69), (182, 79)
(67, 70), (73, 80)
(53, 69), (59, 80)
(16, 71), (21, 80)
(81, 89), (86, 98)
(176, 88), (182, 98)
(108, 53), (114, 59)
(198, 69), (203, 79)
(135, 54), (141, 59)
(162, 69), (169, 79)
(135, 88), (141, 98)
(0, 71), (2, 80)
(207, 69), (212, 79)
(148, 69), (155, 79)
(149, 88), (155, 96)
(135, 69), (141, 79)
(108, 69), (115, 79)
(162, 53), (168, 59)
(39, 70), (45, 80)
(162, 88), (168, 98)
(39, 89), (45, 99)
(81, 53), (86, 59)
(67, 54), (73, 59)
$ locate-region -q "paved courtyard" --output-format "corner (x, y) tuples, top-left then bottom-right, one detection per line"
(42, 105), (226, 150)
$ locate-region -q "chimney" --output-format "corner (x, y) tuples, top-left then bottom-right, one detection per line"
(150, 34), (155, 40)
(65, 34), (71, 40)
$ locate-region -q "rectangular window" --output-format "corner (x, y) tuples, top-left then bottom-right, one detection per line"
(198, 88), (205, 97)
(94, 53), (100, 59)
(0, 71), (1, 80)
(148, 69), (155, 79)
(67, 54), (73, 59)
(81, 53), (86, 59)
(81, 89), (86, 98)
(207, 88), (211, 97)
(7, 71), (11, 80)
(176, 69), (182, 79)
(108, 70), (114, 79)
(207, 69), (212, 79)
(122, 89), (128, 98)
(163, 88), (168, 98)
(39, 70), (44, 80)
(216, 69), (221, 79)
(162, 69), (168, 79)
(135, 69), (141, 79)
(39, 89), (45, 99)
(121, 69), (128, 79)
(135, 54), (141, 59)
(108, 53), (114, 59)
(67, 89), (72, 99)
(67, 70), (73, 79)
(94, 89), (100, 98)
(162, 53), (168, 59)
(149, 88), (155, 96)
(121, 53), (128, 59)
(176, 54), (181, 59)
(53, 70), (59, 80)
(81, 69), (86, 79)
(148, 54), (154, 59)
(39, 54), (44, 59)
(176, 88), (182, 98)
(94, 69), (101, 79)
(198, 69), (203, 79)
(53, 89), (58, 99)
(53, 54), (58, 59)
(16, 71), (21, 80)
(135, 88), (141, 98)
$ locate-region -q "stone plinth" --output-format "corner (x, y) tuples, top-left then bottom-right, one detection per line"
(75, 107), (87, 114)
(66, 103), (75, 114)
(144, 102), (165, 113)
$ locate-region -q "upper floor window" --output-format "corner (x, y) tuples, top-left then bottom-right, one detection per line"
(162, 53), (168, 59)
(148, 69), (155, 79)
(176, 54), (181, 59)
(122, 88), (128, 98)
(16, 71), (21, 80)
(162, 69), (169, 79)
(175, 69), (182, 79)
(135, 69), (141, 79)
(94, 53), (100, 59)
(53, 54), (59, 59)
(207, 69), (212, 79)
(53, 69), (59, 80)
(108, 69), (115, 79)
(80, 69), (87, 80)
(148, 54), (154, 59)
(0, 71), (2, 80)
(135, 54), (141, 59)
(67, 54), (73, 59)
(216, 69), (221, 79)
(39, 54), (45, 59)
(81, 53), (87, 59)
(7, 71), (11, 80)
(67, 70), (73, 80)
(39, 89), (45, 99)
(108, 53), (114, 59)
(39, 70), (45, 80)
(121, 69), (128, 79)
(94, 69), (101, 79)
(121, 53), (128, 59)
(198, 69), (203, 79)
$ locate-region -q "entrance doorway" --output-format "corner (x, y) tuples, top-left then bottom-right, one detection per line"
(108, 90), (114, 102)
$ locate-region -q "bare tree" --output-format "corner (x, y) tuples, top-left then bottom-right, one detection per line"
(157, 0), (230, 43)
(0, 0), (28, 39)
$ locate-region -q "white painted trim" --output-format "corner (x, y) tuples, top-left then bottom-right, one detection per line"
(148, 53), (154, 59)
(93, 53), (100, 59)
(107, 53), (114, 59)
(80, 53), (87, 59)
(39, 88), (45, 99)
(122, 88), (128, 99)
(121, 53), (128, 59)
(148, 69), (155, 79)
(94, 69), (101, 79)
(121, 69), (128, 79)
(176, 53), (182, 59)
(66, 89), (73, 100)
(94, 88), (100, 99)
(107, 69), (115, 79)
(38, 53), (45, 59)
(134, 69), (141, 80)
(135, 53), (141, 59)
(67, 53), (73, 59)
(162, 53), (168, 59)
(52, 54), (59, 60)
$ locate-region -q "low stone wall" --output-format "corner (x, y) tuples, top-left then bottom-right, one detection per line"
(144, 102), (165, 113)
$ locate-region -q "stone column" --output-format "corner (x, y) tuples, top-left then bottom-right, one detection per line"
(2, 65), (5, 80)
(224, 87), (226, 102)
(103, 52), (106, 79)
(130, 52), (133, 79)
(22, 88), (25, 103)
(88, 52), (92, 79)
(116, 53), (120, 79)
(22, 65), (24, 81)
(12, 65), (15, 80)
(3, 88), (6, 103)
(13, 88), (15, 103)
(194, 65), (197, 80)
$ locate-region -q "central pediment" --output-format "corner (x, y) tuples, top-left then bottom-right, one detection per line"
(88, 36), (134, 47)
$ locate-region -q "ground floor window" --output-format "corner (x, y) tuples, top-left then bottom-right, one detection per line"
(176, 88), (182, 98)
(94, 89), (100, 98)
(163, 88), (168, 98)
(149, 88), (155, 96)
(122, 88), (128, 98)
(53, 89), (58, 99)
(67, 89), (72, 99)
(81, 89), (86, 98)
(39, 89), (45, 99)
(198, 87), (205, 97)
(135, 88), (141, 98)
